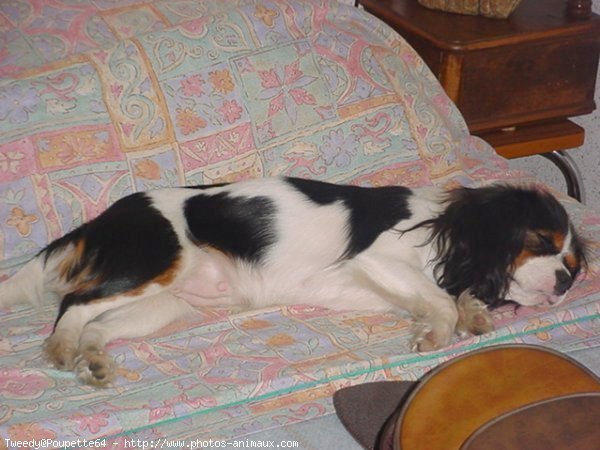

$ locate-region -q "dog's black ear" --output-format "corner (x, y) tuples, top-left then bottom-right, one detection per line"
(423, 186), (536, 307)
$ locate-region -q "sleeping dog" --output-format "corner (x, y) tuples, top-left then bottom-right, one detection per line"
(0, 177), (587, 386)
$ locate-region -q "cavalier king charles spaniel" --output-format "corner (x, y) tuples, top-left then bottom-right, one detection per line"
(0, 177), (587, 386)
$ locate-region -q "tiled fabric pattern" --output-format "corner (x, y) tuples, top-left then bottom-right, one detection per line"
(1, 0), (499, 275)
(0, 0), (599, 447)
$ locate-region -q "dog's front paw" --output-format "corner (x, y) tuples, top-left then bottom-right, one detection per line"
(411, 320), (452, 352)
(456, 291), (495, 337)
(44, 333), (78, 371)
(75, 346), (116, 387)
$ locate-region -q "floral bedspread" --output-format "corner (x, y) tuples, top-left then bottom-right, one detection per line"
(1, 0), (599, 447)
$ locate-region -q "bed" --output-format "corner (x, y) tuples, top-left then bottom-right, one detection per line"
(1, 0), (599, 448)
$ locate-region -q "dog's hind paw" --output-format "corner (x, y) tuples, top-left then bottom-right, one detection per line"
(75, 346), (116, 387)
(44, 333), (78, 371)
(456, 291), (495, 337)
(410, 320), (452, 352)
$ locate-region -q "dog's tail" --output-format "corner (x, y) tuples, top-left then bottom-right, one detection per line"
(0, 256), (49, 309)
(0, 234), (82, 309)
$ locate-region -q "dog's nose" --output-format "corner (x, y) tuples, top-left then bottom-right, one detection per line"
(554, 270), (573, 296)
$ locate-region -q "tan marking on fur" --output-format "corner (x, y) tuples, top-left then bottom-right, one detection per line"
(124, 256), (181, 297)
(87, 296), (107, 305)
(154, 257), (181, 286)
(56, 239), (105, 297)
(514, 249), (534, 269)
(564, 252), (579, 272)
(58, 245), (181, 302)
(551, 231), (565, 252)
(516, 230), (567, 269)
(59, 239), (86, 281)
(72, 275), (103, 296)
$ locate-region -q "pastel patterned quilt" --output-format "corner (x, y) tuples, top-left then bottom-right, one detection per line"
(1, 0), (599, 447)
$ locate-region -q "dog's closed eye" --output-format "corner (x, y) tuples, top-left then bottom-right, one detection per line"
(535, 232), (558, 252)
(524, 230), (562, 255)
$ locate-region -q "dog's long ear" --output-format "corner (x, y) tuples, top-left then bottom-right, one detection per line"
(424, 186), (533, 307)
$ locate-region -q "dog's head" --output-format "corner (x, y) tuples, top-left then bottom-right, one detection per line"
(426, 185), (588, 308)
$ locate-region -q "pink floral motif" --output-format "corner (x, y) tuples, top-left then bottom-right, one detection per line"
(186, 395), (218, 408)
(71, 411), (110, 433)
(256, 60), (316, 124)
(289, 88), (316, 106)
(0, 369), (52, 399)
(267, 92), (285, 117)
(258, 68), (281, 90)
(149, 404), (173, 422)
(284, 60), (303, 85)
(218, 99), (243, 124)
(181, 74), (205, 97)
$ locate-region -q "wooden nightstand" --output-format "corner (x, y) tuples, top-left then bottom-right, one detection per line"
(360, 0), (600, 200)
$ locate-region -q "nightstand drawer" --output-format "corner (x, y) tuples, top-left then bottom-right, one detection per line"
(360, 0), (600, 133)
(458, 37), (599, 132)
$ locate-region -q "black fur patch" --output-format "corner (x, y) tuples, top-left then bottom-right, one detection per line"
(186, 182), (230, 190)
(421, 185), (574, 307)
(48, 193), (182, 324)
(184, 192), (277, 263)
(285, 177), (412, 257)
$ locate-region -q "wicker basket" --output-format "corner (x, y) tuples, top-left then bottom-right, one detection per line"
(418, 0), (523, 19)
